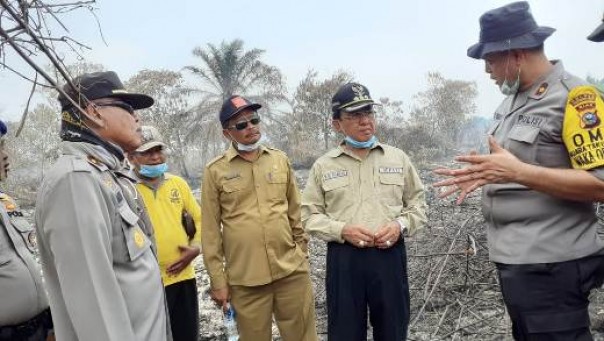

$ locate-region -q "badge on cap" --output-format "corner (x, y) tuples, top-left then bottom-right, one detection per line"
(231, 97), (247, 108)
(352, 84), (370, 101)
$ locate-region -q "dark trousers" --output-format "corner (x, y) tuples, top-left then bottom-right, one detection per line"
(496, 255), (604, 341)
(165, 278), (199, 341)
(326, 238), (409, 341)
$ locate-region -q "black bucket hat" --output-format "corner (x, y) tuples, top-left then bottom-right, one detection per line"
(331, 83), (381, 118)
(219, 95), (262, 128)
(467, 1), (555, 59)
(58, 71), (154, 110)
(588, 13), (604, 42)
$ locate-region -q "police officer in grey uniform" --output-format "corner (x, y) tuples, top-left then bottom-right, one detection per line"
(434, 2), (604, 340)
(0, 120), (54, 341)
(35, 71), (171, 341)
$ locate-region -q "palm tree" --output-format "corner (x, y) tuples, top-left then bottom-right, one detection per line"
(184, 39), (287, 164)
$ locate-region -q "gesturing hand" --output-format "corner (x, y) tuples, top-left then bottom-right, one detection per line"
(433, 137), (525, 204)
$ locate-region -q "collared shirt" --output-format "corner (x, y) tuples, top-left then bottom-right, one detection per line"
(201, 144), (307, 289)
(0, 193), (49, 326)
(136, 173), (202, 287)
(35, 141), (169, 341)
(484, 61), (604, 264)
(301, 142), (427, 243)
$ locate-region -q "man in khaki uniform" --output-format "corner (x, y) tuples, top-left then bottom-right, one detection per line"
(302, 83), (426, 341)
(0, 120), (54, 341)
(201, 95), (317, 341)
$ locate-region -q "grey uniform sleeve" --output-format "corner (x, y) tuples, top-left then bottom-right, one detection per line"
(301, 163), (346, 243)
(39, 172), (137, 340)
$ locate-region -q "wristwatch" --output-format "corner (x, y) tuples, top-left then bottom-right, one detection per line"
(395, 218), (407, 236)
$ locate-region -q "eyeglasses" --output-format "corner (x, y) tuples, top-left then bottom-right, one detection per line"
(228, 114), (261, 131)
(95, 101), (135, 116)
(342, 110), (375, 121)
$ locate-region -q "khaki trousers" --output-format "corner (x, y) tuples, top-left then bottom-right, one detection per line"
(230, 261), (318, 341)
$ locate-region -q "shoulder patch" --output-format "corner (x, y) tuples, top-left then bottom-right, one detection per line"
(563, 85), (604, 170)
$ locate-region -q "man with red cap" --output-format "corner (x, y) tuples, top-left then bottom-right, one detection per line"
(201, 95), (317, 341)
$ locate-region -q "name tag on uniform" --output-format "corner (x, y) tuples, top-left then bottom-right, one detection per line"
(322, 170), (348, 181)
(379, 167), (403, 174)
(517, 114), (545, 128)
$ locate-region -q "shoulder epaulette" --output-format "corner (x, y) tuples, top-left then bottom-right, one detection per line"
(84, 155), (108, 172)
(206, 154), (225, 167)
(560, 72), (587, 92)
(69, 157), (93, 172)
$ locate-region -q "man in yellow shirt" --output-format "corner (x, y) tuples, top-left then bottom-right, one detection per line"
(201, 95), (317, 341)
(129, 126), (201, 341)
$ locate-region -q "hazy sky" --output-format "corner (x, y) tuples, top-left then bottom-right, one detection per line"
(1, 0), (604, 122)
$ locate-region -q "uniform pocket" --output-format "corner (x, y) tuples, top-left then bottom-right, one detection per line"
(378, 173), (405, 206)
(11, 217), (36, 253)
(118, 203), (150, 262)
(322, 176), (350, 192)
(507, 125), (540, 163)
(321, 175), (353, 216)
(267, 171), (288, 201)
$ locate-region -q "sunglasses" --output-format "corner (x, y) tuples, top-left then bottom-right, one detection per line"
(228, 114), (261, 131)
(95, 101), (135, 116)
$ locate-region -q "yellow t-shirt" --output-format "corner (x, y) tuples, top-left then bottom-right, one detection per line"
(137, 173), (201, 286)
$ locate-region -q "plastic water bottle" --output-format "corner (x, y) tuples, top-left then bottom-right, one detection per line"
(224, 303), (239, 341)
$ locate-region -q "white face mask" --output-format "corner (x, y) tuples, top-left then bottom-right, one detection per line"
(229, 132), (265, 152)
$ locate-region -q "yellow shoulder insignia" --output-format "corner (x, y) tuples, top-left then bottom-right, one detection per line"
(563, 85), (604, 170)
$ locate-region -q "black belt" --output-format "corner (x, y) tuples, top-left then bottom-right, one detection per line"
(0, 308), (52, 340)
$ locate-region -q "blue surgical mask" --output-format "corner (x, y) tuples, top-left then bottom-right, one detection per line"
(139, 163), (168, 178)
(344, 135), (377, 149)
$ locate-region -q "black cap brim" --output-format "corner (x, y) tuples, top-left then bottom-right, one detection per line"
(106, 93), (154, 110)
(341, 101), (381, 113)
(222, 103), (261, 124)
(588, 22), (604, 42)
